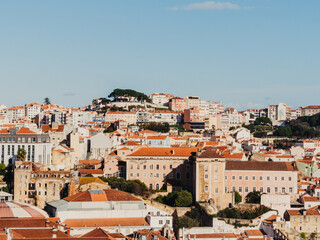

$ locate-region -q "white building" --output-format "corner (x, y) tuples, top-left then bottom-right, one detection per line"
(25, 102), (42, 120)
(0, 127), (51, 166)
(46, 189), (172, 235)
(7, 106), (25, 122)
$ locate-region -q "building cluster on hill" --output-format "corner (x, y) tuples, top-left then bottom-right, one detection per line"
(0, 92), (320, 240)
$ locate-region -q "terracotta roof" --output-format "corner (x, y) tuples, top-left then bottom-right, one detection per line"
(187, 233), (236, 239)
(0, 218), (59, 231)
(225, 161), (297, 171)
(146, 136), (168, 140)
(198, 149), (222, 158)
(81, 228), (116, 239)
(16, 127), (36, 135)
(128, 147), (197, 157)
(63, 189), (140, 202)
(79, 177), (107, 185)
(0, 129), (9, 134)
(78, 169), (104, 175)
(287, 205), (320, 216)
(42, 125), (64, 133)
(63, 217), (149, 228)
(10, 228), (68, 239)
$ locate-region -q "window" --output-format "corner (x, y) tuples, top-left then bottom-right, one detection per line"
(130, 164), (133, 169)
(260, 187), (263, 192)
(204, 185), (208, 192)
(253, 187), (256, 192)
(156, 164), (159, 170)
(281, 177), (284, 181)
(289, 187), (293, 193)
(204, 166), (208, 171)
(156, 173), (159, 178)
(275, 176), (278, 181)
(245, 187), (248, 193)
(289, 177), (292, 181)
(245, 176), (248, 181)
(232, 186), (236, 192)
(204, 174), (208, 180)
(225, 176), (228, 180)
(130, 173), (133, 177)
(267, 176), (270, 181)
(137, 173), (140, 177)
(252, 176), (256, 180)
(150, 164), (153, 170)
(275, 187), (278, 192)
(163, 165), (166, 170)
(239, 187), (242, 193)
(267, 187), (270, 193)
(169, 164), (173, 169)
(259, 176), (263, 181)
(215, 187), (218, 193)
(239, 176), (242, 180)
(150, 173), (153, 178)
(143, 165), (146, 170)
(159, 220), (163, 225)
(232, 176), (236, 180)
(282, 187), (285, 193)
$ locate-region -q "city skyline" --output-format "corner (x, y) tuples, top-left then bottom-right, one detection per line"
(0, 0), (319, 108)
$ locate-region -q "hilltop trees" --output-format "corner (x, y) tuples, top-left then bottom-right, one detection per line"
(108, 88), (150, 102)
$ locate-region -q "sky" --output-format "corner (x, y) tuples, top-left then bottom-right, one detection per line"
(0, 0), (319, 110)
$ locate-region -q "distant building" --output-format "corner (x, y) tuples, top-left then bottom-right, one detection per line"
(0, 127), (51, 166)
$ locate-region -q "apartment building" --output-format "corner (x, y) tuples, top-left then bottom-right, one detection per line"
(169, 97), (186, 112)
(184, 107), (205, 131)
(185, 96), (200, 109)
(14, 161), (74, 208)
(300, 105), (320, 116)
(7, 106), (25, 122)
(25, 102), (42, 120)
(136, 110), (182, 124)
(225, 161), (298, 200)
(105, 111), (137, 125)
(126, 147), (197, 191)
(0, 127), (51, 166)
(268, 103), (291, 124)
(150, 93), (174, 107)
(274, 206), (320, 239)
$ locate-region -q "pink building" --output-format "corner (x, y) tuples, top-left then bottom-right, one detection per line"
(225, 161), (298, 201)
(126, 147), (198, 190)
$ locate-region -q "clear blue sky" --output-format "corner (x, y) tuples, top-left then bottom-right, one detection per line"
(0, 1), (319, 109)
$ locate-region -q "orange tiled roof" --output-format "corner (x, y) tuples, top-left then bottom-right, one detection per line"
(16, 127), (36, 135)
(128, 147), (198, 157)
(64, 189), (140, 202)
(63, 217), (149, 228)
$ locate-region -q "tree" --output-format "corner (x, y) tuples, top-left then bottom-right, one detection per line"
(0, 163), (5, 175)
(175, 190), (193, 207)
(44, 97), (51, 105)
(108, 88), (150, 102)
(254, 117), (272, 126)
(300, 232), (306, 240)
(17, 148), (27, 161)
(245, 191), (261, 204)
(274, 126), (292, 137)
(84, 174), (94, 177)
(234, 191), (242, 204)
(174, 216), (196, 229)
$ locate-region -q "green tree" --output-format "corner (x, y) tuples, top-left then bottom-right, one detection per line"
(175, 190), (193, 207)
(174, 216), (196, 229)
(275, 126), (292, 137)
(108, 88), (150, 102)
(245, 191), (261, 204)
(17, 148), (27, 161)
(0, 163), (5, 175)
(234, 191), (242, 204)
(254, 117), (272, 125)
(44, 97), (51, 105)
(300, 232), (306, 240)
(309, 232), (317, 240)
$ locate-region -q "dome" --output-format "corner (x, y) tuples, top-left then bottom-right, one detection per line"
(0, 201), (49, 218)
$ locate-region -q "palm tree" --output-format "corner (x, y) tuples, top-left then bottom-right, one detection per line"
(17, 148), (27, 161)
